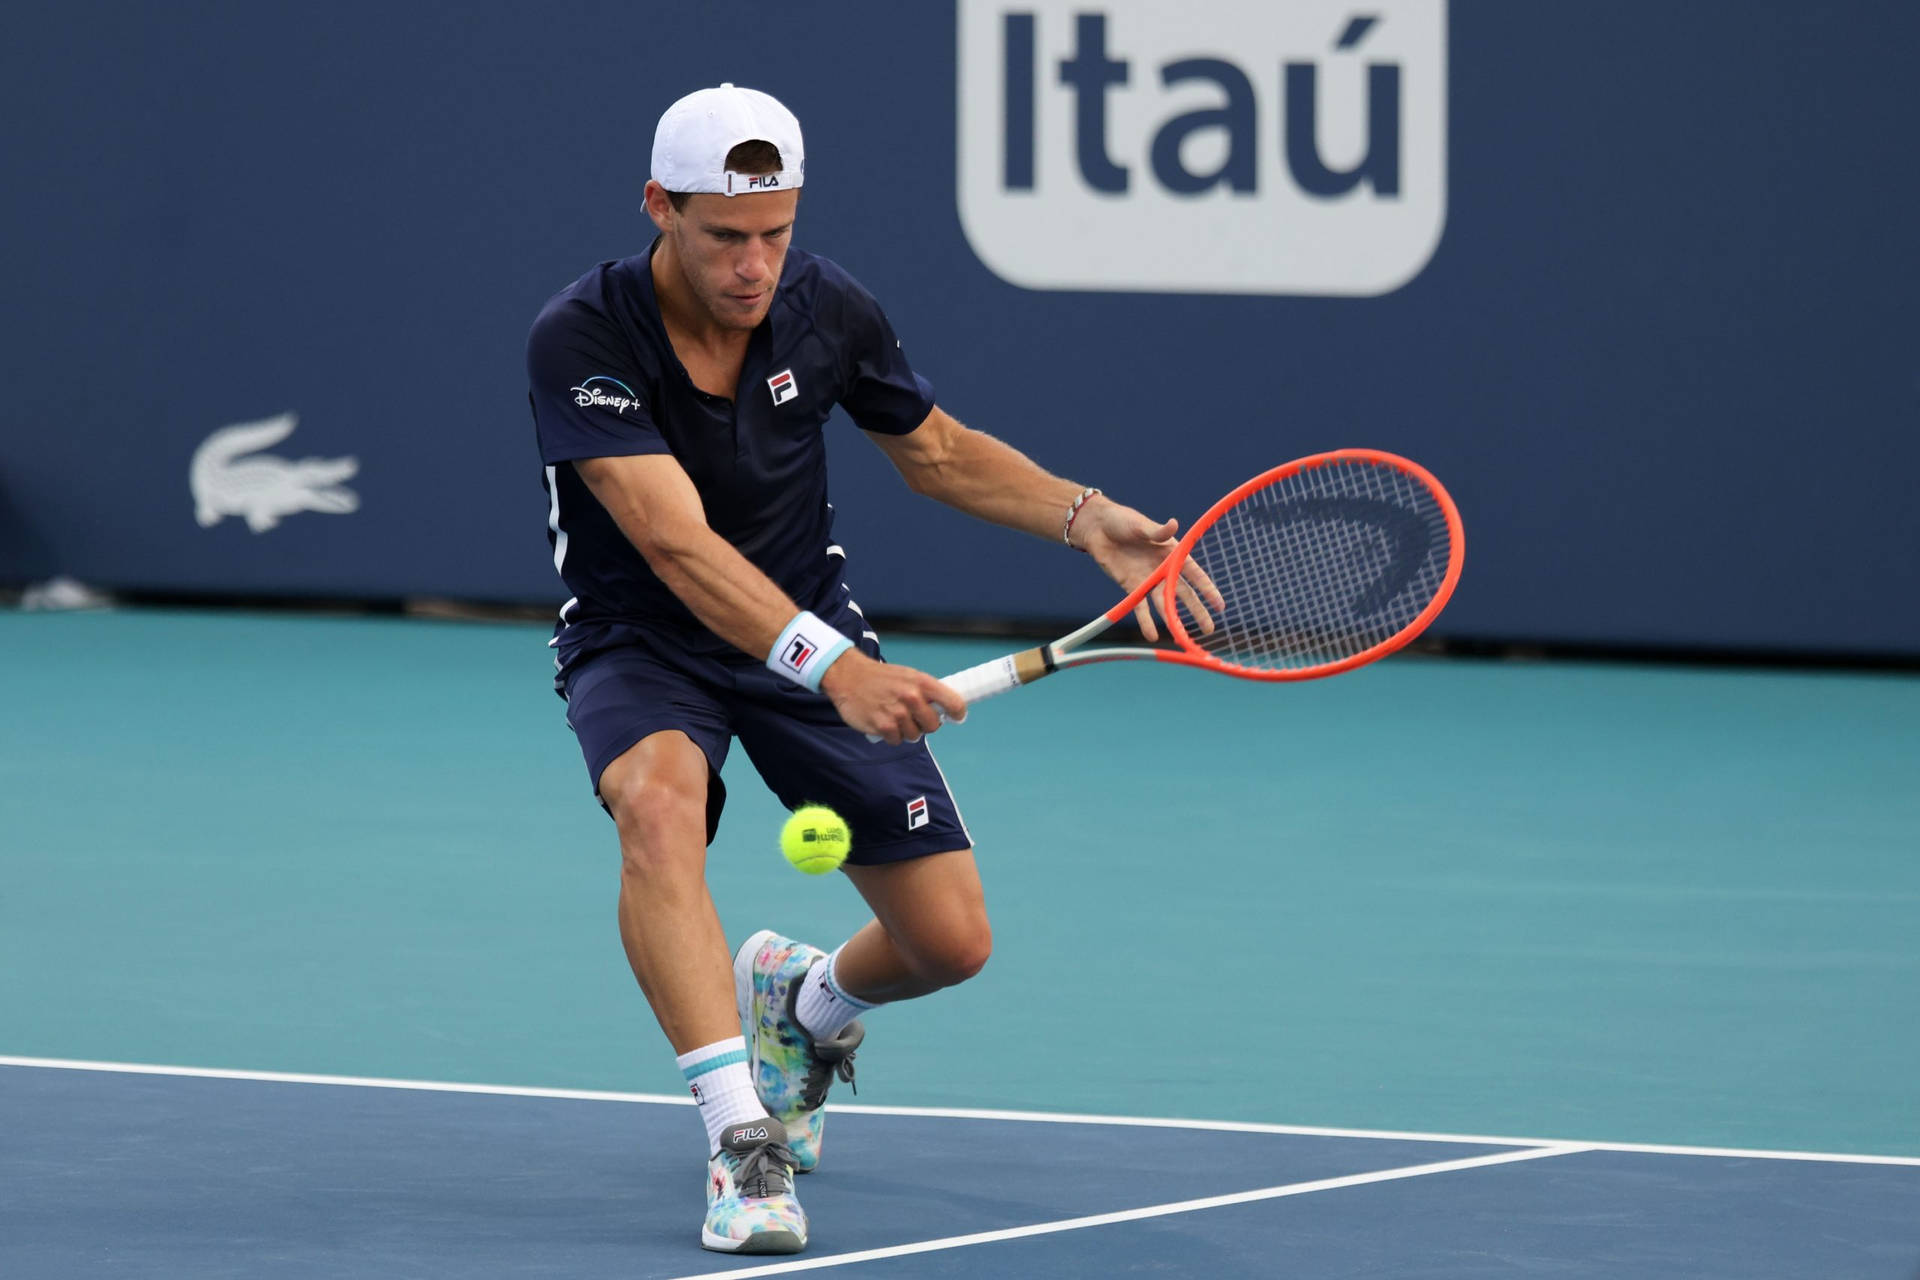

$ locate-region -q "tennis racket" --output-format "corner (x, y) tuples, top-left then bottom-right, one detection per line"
(940, 449), (1464, 713)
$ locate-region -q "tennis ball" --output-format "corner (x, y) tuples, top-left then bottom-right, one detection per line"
(780, 805), (851, 875)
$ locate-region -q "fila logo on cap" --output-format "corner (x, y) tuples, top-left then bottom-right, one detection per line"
(906, 796), (929, 830)
(767, 369), (798, 405)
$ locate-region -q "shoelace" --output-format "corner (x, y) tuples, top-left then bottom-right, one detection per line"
(729, 1139), (801, 1200)
(798, 1041), (857, 1111)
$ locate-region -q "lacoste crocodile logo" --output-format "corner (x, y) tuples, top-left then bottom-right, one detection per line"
(190, 412), (360, 533)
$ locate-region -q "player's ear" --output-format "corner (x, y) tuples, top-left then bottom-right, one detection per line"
(642, 180), (676, 233)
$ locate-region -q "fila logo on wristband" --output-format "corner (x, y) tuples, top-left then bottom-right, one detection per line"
(768, 611), (854, 691)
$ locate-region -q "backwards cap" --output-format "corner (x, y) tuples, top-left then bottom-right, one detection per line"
(651, 83), (804, 197)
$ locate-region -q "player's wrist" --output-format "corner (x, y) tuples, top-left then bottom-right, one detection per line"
(767, 611), (854, 692)
(815, 645), (862, 698)
(1062, 487), (1102, 551)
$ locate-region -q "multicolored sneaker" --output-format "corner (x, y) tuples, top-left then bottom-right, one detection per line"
(733, 930), (864, 1174)
(701, 1117), (806, 1254)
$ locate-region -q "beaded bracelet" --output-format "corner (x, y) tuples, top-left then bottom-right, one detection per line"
(1062, 487), (1102, 550)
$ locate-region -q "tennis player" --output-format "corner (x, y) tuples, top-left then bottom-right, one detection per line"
(526, 83), (1179, 1255)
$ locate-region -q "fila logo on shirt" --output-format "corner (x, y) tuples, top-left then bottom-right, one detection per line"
(906, 796), (929, 830)
(767, 369), (798, 405)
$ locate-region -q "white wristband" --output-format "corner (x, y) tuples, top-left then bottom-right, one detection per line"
(767, 611), (854, 692)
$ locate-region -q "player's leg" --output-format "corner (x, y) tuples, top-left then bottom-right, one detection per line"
(729, 843), (989, 1176)
(562, 646), (806, 1254)
(730, 623), (981, 1171)
(834, 847), (992, 1001)
(730, 849), (990, 1170)
(597, 731), (738, 1050)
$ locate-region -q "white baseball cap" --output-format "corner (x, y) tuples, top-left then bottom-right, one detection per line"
(651, 83), (805, 197)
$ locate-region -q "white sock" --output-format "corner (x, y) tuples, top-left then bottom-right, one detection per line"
(794, 945), (880, 1042)
(677, 1036), (764, 1155)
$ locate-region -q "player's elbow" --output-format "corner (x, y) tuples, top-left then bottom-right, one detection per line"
(885, 413), (969, 500)
(626, 512), (705, 573)
(899, 459), (951, 501)
(634, 540), (707, 600)
(895, 444), (968, 503)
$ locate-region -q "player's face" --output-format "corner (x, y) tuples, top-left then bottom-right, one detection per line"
(659, 189), (799, 331)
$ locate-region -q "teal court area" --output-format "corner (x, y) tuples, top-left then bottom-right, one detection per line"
(3, 610), (1917, 1276)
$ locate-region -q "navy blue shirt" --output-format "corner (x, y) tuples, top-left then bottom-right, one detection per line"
(527, 242), (934, 663)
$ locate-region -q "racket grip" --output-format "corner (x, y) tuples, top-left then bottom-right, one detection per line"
(939, 655), (1025, 707)
(861, 653), (1033, 742)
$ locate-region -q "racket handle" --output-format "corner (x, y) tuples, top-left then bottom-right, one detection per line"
(862, 647), (1050, 741)
(939, 655), (1026, 707)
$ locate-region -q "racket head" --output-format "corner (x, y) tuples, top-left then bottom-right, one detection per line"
(1155, 449), (1464, 681)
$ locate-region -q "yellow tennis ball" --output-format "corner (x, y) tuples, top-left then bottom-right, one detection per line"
(780, 805), (851, 875)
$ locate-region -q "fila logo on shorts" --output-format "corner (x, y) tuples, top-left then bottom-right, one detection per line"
(906, 796), (929, 830)
(767, 369), (798, 405)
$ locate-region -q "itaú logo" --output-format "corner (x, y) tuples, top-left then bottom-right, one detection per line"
(956, 2), (1447, 296)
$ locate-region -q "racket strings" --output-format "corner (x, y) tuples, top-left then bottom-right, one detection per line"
(1172, 458), (1454, 672)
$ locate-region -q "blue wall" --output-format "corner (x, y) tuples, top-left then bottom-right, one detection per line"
(3, 2), (1916, 654)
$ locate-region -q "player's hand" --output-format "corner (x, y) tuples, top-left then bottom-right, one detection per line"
(1072, 496), (1225, 642)
(819, 648), (967, 744)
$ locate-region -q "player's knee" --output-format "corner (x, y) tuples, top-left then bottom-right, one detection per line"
(917, 920), (993, 989)
(603, 773), (705, 879)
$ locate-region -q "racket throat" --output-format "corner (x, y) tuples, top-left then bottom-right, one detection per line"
(939, 644), (1059, 710)
(1016, 644), (1058, 685)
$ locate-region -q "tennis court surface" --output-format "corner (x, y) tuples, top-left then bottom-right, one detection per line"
(6, 1058), (1917, 1278)
(4, 610), (1917, 1276)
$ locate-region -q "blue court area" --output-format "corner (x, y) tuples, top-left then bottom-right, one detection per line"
(6, 1062), (1917, 1279)
(4, 610), (1919, 1276)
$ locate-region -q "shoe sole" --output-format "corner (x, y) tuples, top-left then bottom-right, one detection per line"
(731, 928), (822, 1173)
(701, 1226), (805, 1254)
(732, 928), (781, 1146)
(732, 927), (779, 1069)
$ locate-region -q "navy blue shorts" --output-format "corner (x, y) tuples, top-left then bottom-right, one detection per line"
(556, 593), (971, 865)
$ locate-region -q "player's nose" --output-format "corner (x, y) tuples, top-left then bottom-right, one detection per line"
(736, 242), (771, 283)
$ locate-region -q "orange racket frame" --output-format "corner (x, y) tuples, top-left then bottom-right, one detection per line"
(936, 449), (1465, 710)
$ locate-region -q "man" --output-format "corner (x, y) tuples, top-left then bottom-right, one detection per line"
(526, 83), (1181, 1255)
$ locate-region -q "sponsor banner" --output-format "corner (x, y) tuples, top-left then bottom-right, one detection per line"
(957, 1), (1446, 295)
(190, 413), (359, 535)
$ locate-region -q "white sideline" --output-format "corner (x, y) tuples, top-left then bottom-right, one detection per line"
(5, 1054), (1918, 1168)
(664, 1145), (1591, 1279)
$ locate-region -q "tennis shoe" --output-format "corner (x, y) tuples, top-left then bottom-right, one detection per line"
(701, 1117), (807, 1254)
(733, 929), (863, 1174)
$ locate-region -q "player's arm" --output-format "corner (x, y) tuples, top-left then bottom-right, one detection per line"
(866, 407), (1189, 640)
(572, 453), (963, 741)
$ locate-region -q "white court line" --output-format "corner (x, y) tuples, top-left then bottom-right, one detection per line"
(663, 1145), (1591, 1280)
(0, 1054), (689, 1107)
(5, 1055), (1919, 1168)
